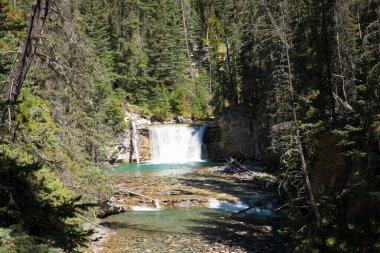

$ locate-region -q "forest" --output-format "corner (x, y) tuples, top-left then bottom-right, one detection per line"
(0, 0), (379, 252)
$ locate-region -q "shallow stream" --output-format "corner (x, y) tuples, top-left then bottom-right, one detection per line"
(98, 162), (285, 252)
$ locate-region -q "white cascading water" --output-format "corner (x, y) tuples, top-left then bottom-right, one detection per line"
(149, 125), (206, 163)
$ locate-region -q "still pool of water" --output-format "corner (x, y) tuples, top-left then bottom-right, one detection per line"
(101, 208), (228, 235)
(103, 161), (221, 176)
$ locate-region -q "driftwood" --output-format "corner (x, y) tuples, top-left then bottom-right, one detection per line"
(224, 157), (249, 173)
(229, 194), (276, 218)
(229, 206), (258, 218)
(118, 188), (167, 206)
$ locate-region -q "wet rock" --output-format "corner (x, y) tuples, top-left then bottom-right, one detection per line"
(172, 198), (205, 208)
(154, 190), (182, 195)
(257, 226), (273, 233)
(175, 116), (185, 123)
(98, 199), (125, 218)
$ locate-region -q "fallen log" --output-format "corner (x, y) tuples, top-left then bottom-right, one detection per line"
(120, 188), (167, 206)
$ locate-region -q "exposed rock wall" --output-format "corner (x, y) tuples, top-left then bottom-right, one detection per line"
(204, 104), (271, 161)
(116, 128), (150, 163)
(116, 105), (272, 163)
(203, 126), (224, 160)
(311, 132), (348, 198)
(137, 128), (151, 161)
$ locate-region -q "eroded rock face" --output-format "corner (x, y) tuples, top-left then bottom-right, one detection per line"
(115, 126), (151, 163)
(311, 131), (348, 198)
(203, 126), (225, 160)
(114, 111), (152, 163)
(206, 104), (270, 161)
(116, 104), (272, 163)
(137, 128), (151, 161)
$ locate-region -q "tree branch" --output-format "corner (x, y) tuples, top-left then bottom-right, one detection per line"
(2, 0), (50, 103)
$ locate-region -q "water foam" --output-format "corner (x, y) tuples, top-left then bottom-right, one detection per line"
(149, 125), (206, 163)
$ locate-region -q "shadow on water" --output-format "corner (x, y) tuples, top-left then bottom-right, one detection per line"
(100, 208), (288, 252)
(101, 161), (289, 252)
(186, 211), (289, 253)
(177, 171), (273, 203)
(173, 168), (289, 252)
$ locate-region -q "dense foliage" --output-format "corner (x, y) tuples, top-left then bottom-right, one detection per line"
(0, 0), (379, 252)
(0, 0), (122, 251)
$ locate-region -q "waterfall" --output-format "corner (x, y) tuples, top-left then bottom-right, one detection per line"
(149, 125), (206, 163)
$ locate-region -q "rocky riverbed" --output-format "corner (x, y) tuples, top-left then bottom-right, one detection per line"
(91, 162), (288, 253)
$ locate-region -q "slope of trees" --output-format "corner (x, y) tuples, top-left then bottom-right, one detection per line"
(0, 0), (123, 251)
(232, 0), (380, 252)
(0, 0), (379, 252)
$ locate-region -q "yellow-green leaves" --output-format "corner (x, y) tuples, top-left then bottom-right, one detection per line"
(17, 90), (59, 152)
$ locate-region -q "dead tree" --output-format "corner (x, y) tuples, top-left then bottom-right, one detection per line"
(2, 0), (50, 103)
(131, 121), (140, 164)
(261, 0), (320, 224)
(180, 0), (194, 78)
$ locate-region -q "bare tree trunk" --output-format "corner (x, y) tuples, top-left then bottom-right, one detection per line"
(132, 121), (140, 164)
(284, 29), (321, 227)
(2, 0), (50, 103)
(209, 59), (212, 92)
(180, 0), (191, 61)
(223, 25), (238, 105)
(262, 0), (321, 224)
(356, 5), (362, 39)
(321, 0), (337, 121)
(180, 0), (194, 78)
(334, 4), (347, 101)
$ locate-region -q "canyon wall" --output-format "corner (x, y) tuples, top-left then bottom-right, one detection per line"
(204, 104), (271, 161)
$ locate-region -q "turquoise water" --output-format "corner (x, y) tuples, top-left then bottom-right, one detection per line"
(102, 208), (228, 234)
(103, 161), (221, 176)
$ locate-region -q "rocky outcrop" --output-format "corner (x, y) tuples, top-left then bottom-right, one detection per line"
(136, 128), (151, 161)
(205, 104), (270, 161)
(203, 126), (225, 160)
(116, 104), (272, 163)
(218, 106), (257, 159)
(98, 199), (125, 218)
(115, 128), (151, 163)
(311, 132), (347, 195)
(115, 111), (152, 163)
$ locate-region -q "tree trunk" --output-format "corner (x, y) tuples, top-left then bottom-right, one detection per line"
(334, 5), (347, 101)
(223, 25), (238, 105)
(321, 0), (337, 121)
(132, 121), (140, 164)
(2, 0), (50, 103)
(263, 0), (321, 224)
(180, 0), (194, 78)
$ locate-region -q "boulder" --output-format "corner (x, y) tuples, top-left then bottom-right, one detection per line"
(98, 199), (125, 218)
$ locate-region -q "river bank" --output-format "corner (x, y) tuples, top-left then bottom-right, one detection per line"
(90, 162), (289, 253)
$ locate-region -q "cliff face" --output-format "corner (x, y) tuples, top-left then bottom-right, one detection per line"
(115, 127), (151, 163)
(202, 126), (224, 160)
(204, 104), (271, 161)
(115, 104), (272, 163)
(137, 128), (151, 162)
(311, 131), (348, 197)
